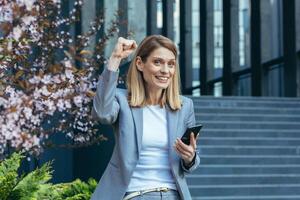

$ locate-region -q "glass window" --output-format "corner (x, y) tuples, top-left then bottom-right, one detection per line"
(173, 0), (180, 47)
(239, 0), (250, 68)
(192, 0), (200, 96)
(260, 0), (283, 62)
(213, 0), (223, 72)
(297, 0), (300, 51)
(157, 0), (163, 28)
(214, 82), (222, 96)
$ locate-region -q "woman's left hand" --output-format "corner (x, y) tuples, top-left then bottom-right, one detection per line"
(173, 132), (197, 166)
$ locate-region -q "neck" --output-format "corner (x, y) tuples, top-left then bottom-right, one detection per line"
(146, 88), (163, 105)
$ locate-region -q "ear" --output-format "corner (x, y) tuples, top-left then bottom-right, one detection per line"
(136, 56), (144, 72)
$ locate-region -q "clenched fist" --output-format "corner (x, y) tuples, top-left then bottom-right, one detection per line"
(108, 37), (137, 71)
(112, 37), (137, 59)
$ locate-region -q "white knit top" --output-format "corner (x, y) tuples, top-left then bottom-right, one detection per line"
(126, 105), (177, 192)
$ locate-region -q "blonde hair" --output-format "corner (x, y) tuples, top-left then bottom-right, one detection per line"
(126, 35), (181, 111)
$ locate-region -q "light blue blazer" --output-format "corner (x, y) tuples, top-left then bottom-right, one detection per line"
(90, 68), (200, 200)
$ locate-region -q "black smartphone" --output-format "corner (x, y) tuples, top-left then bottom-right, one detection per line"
(181, 124), (203, 145)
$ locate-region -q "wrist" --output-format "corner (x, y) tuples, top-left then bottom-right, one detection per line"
(183, 153), (196, 168)
(107, 56), (122, 71)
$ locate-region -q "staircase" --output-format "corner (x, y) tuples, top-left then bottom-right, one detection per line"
(188, 96), (300, 200)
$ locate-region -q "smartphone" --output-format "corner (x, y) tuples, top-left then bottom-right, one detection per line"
(181, 124), (203, 145)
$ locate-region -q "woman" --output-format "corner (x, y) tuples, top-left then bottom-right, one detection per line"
(91, 35), (200, 200)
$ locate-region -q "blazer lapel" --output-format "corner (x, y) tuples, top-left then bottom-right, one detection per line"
(166, 106), (179, 158)
(131, 107), (143, 155)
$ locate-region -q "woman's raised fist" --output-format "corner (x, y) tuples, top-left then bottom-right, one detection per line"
(111, 37), (137, 59)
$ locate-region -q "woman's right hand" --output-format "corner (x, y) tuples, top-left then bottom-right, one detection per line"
(107, 37), (137, 71)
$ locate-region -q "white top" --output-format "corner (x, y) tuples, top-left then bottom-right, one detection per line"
(126, 105), (177, 192)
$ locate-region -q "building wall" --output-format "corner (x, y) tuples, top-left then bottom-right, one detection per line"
(104, 0), (118, 59)
(128, 0), (146, 58)
(206, 0), (215, 82)
(296, 0), (300, 96)
(82, 0), (96, 52)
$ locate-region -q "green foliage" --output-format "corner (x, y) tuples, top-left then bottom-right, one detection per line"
(9, 162), (53, 200)
(53, 178), (97, 200)
(0, 153), (24, 199)
(0, 153), (97, 200)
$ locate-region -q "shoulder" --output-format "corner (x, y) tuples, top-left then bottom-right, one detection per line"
(116, 88), (127, 96)
(115, 88), (127, 101)
(180, 95), (193, 106)
(177, 95), (194, 113)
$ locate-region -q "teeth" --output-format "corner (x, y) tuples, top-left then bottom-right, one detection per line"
(156, 76), (168, 80)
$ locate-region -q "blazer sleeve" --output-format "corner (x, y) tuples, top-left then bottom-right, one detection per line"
(181, 98), (201, 173)
(92, 67), (120, 125)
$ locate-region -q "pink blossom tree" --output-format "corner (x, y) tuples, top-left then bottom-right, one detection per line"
(0, 0), (122, 158)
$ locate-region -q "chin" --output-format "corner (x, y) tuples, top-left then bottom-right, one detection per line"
(152, 80), (172, 89)
(156, 84), (170, 89)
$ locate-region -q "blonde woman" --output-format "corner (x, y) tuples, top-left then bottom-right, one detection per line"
(91, 35), (200, 200)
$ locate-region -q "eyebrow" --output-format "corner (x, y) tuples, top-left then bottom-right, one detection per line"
(152, 57), (176, 61)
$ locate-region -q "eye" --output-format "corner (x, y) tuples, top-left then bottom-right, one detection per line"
(153, 59), (162, 66)
(168, 62), (175, 68)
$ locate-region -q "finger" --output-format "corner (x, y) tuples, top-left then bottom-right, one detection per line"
(174, 145), (190, 158)
(176, 138), (192, 151)
(132, 40), (138, 48)
(177, 140), (195, 158)
(189, 132), (194, 146)
(122, 40), (136, 50)
(115, 41), (123, 50)
(117, 37), (134, 48)
(173, 146), (182, 157)
(175, 142), (193, 158)
(190, 132), (197, 149)
(118, 37), (126, 43)
(173, 144), (183, 157)
(121, 49), (135, 58)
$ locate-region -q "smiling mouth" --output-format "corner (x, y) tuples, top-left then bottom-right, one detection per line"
(155, 76), (169, 82)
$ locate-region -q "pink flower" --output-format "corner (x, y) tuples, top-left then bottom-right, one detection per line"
(12, 26), (23, 41)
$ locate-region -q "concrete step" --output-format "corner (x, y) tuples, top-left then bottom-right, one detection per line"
(186, 174), (300, 185)
(199, 121), (300, 129)
(194, 164), (300, 175)
(192, 99), (300, 108)
(199, 155), (300, 165)
(189, 184), (300, 197)
(192, 195), (300, 200)
(196, 113), (300, 122)
(198, 145), (300, 155)
(194, 107), (300, 115)
(200, 129), (300, 138)
(189, 96), (300, 199)
(189, 95), (300, 102)
(197, 137), (300, 146)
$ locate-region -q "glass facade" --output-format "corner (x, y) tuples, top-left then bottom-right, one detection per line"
(90, 0), (299, 97)
(192, 0), (200, 96)
(238, 0), (250, 68)
(213, 0), (223, 71)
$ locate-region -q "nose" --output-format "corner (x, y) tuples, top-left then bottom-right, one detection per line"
(160, 64), (169, 73)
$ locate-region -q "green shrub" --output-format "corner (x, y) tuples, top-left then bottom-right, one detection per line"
(0, 153), (97, 200)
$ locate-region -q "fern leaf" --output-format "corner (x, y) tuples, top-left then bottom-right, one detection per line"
(0, 153), (23, 200)
(8, 162), (53, 200)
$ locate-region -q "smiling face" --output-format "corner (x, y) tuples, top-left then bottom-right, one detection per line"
(136, 47), (176, 94)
